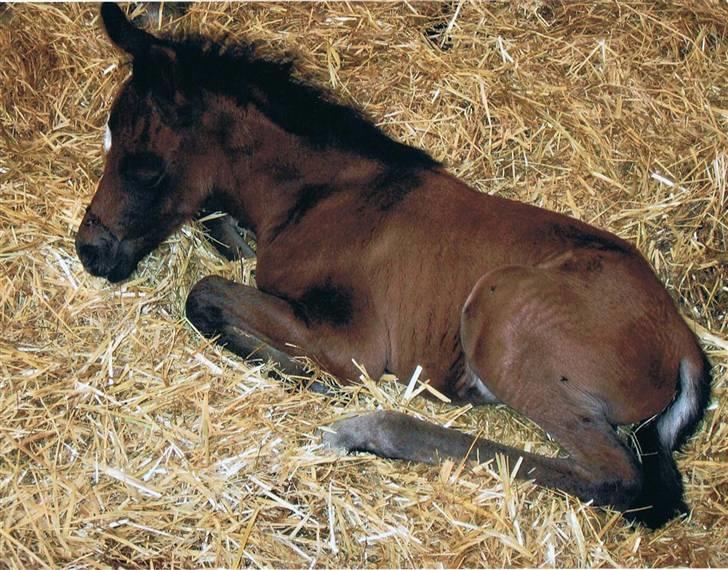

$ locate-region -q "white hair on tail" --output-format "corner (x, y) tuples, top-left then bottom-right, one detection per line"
(657, 358), (698, 450)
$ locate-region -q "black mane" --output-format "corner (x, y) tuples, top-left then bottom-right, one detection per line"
(141, 34), (440, 169)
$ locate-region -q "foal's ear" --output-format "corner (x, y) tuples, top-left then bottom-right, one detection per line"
(137, 45), (197, 123)
(102, 3), (196, 121)
(145, 44), (182, 104)
(101, 3), (154, 57)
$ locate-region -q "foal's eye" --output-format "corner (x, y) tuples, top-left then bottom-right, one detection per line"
(120, 152), (166, 189)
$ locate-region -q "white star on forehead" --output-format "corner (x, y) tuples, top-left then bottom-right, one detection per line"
(104, 124), (112, 153)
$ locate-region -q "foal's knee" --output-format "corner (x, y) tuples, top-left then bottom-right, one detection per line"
(186, 276), (230, 336)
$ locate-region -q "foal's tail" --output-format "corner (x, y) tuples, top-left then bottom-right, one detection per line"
(630, 352), (712, 527)
(656, 353), (713, 452)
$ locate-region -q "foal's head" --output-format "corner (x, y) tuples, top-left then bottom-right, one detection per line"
(77, 4), (438, 282)
(76, 4), (226, 282)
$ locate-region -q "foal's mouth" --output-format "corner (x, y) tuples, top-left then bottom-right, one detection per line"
(80, 248), (141, 283)
(104, 253), (140, 283)
(76, 231), (142, 283)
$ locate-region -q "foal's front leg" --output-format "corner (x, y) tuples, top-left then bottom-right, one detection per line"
(185, 276), (355, 393)
(197, 199), (256, 260)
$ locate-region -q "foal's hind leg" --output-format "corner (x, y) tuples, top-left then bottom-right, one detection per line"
(185, 275), (384, 393)
(459, 265), (674, 521)
(324, 406), (642, 512)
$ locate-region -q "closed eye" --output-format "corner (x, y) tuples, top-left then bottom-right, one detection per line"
(120, 152), (166, 189)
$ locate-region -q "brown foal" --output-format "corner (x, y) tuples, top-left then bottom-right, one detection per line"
(76, 4), (711, 528)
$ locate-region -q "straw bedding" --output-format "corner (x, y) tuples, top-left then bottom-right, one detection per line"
(1, 2), (726, 567)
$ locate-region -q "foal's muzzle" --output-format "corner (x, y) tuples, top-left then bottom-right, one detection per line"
(75, 211), (122, 280)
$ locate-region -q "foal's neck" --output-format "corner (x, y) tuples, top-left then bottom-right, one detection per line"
(208, 102), (381, 241)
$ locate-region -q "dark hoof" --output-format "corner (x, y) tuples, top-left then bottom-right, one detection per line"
(199, 210), (256, 261)
(624, 497), (688, 530)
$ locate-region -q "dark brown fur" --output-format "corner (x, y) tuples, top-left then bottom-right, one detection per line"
(76, 4), (712, 529)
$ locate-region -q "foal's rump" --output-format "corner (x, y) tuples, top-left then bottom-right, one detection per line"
(459, 249), (695, 426)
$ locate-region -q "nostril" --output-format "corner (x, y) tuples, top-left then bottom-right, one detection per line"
(83, 213), (100, 228)
(76, 217), (121, 278)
